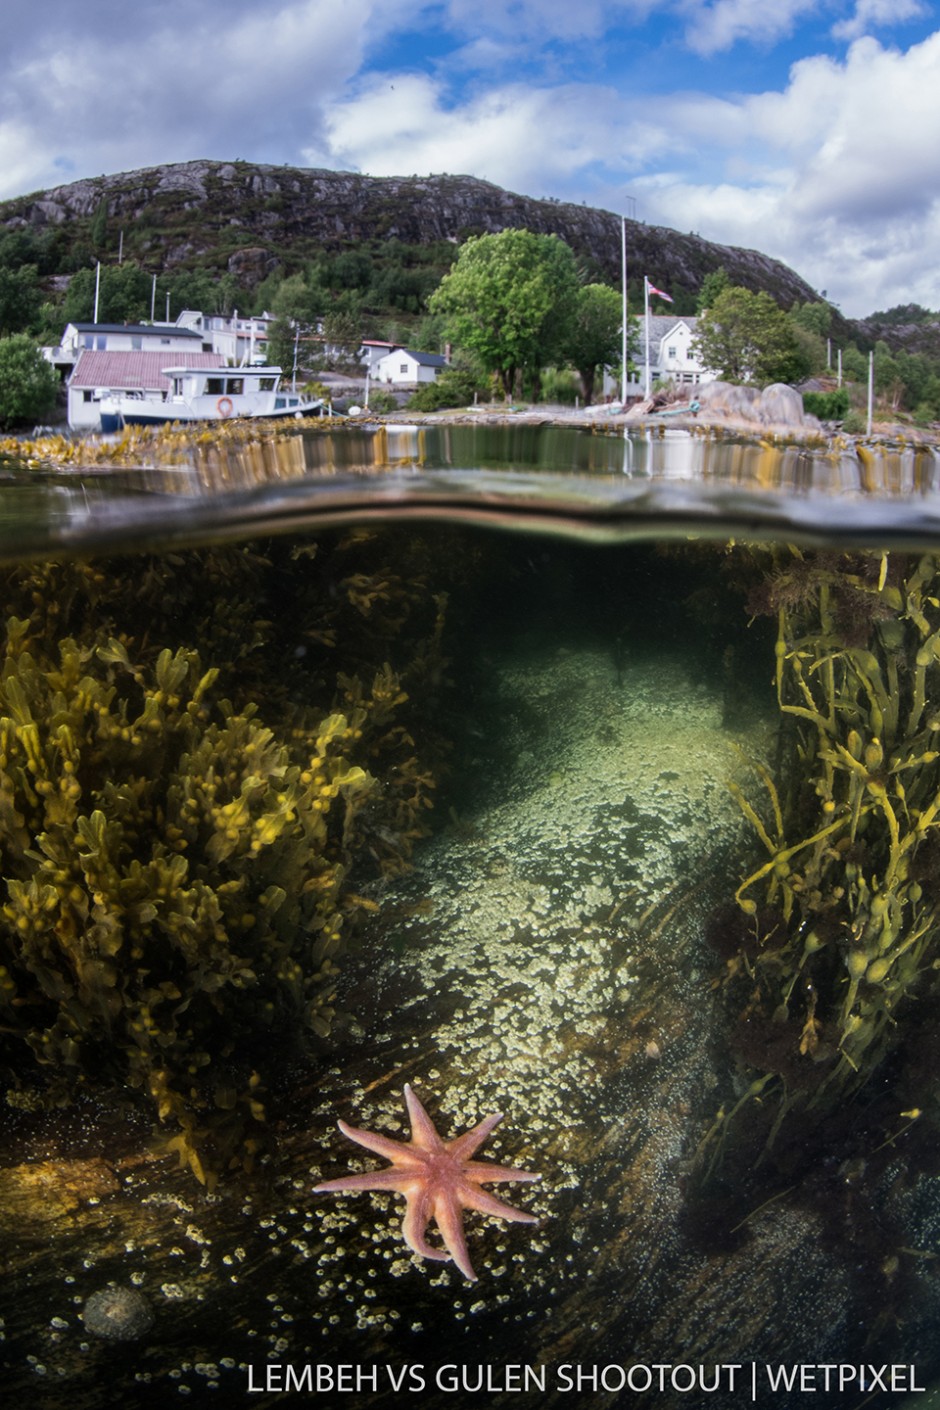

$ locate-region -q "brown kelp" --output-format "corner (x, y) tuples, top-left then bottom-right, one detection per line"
(710, 549), (940, 1150)
(0, 534), (451, 1186)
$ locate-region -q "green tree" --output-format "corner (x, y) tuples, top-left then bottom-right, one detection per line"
(0, 265), (41, 334)
(841, 343), (869, 381)
(62, 263), (152, 324)
(322, 310), (361, 365)
(692, 285), (806, 385)
(270, 272), (322, 324)
(564, 283), (630, 404)
(429, 229), (580, 397)
(696, 267), (730, 314)
(265, 316), (301, 376)
(874, 339), (904, 410)
(789, 300), (831, 337)
(89, 196), (109, 251)
(0, 335), (59, 429)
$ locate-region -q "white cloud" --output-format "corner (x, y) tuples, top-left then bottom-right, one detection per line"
(832, 0), (928, 42)
(0, 0), (384, 199)
(636, 31), (940, 311)
(321, 24), (940, 315)
(681, 0), (821, 55)
(321, 74), (638, 192)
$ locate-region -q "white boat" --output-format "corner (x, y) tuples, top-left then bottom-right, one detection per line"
(99, 365), (325, 430)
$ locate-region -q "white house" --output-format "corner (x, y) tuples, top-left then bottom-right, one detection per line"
(176, 310), (276, 364)
(67, 349), (225, 430)
(637, 315), (717, 389)
(50, 321), (209, 369)
(359, 339), (398, 371)
(371, 347), (448, 386)
(605, 315), (717, 398)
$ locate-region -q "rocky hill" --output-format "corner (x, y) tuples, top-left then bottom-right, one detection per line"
(1, 159), (824, 313)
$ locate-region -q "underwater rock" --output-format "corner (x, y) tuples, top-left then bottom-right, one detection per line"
(82, 1286), (154, 1341)
(0, 1157), (119, 1223)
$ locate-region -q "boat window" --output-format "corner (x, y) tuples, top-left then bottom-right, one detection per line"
(206, 378), (226, 395)
(226, 378), (244, 395)
(258, 378), (276, 392)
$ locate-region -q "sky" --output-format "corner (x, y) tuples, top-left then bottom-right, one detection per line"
(3, 0), (940, 317)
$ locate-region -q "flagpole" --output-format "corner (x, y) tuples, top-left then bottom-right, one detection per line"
(644, 276), (650, 397)
(621, 217), (627, 403)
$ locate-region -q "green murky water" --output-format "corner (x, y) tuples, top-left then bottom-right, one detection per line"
(1, 425), (940, 1410)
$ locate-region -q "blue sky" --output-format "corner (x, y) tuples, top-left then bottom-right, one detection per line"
(3, 0), (939, 316)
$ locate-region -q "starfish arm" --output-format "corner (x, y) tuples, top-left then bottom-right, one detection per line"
(404, 1084), (447, 1152)
(401, 1185), (450, 1264)
(462, 1161), (541, 1185)
(458, 1182), (540, 1224)
(335, 1117), (424, 1166)
(313, 1168), (414, 1195)
(431, 1190), (479, 1282)
(446, 1112), (504, 1161)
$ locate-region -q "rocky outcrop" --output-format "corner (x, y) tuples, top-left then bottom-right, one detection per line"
(2, 159), (822, 308)
(695, 379), (818, 428)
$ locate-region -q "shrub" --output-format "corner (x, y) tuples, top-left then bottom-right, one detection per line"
(366, 388), (398, 414)
(539, 367), (581, 405)
(802, 388), (851, 419)
(0, 335), (59, 429)
(408, 368), (485, 411)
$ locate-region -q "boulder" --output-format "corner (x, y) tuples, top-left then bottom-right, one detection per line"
(758, 381), (808, 427)
(694, 380), (818, 429)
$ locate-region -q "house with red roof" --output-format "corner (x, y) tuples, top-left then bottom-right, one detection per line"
(67, 348), (225, 430)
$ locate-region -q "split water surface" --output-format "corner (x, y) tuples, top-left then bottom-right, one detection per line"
(1, 421), (940, 1410)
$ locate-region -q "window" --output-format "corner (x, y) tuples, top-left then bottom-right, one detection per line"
(667, 345), (677, 359)
(206, 378), (226, 395)
(131, 336), (142, 350)
(226, 378), (244, 395)
(400, 363), (409, 374)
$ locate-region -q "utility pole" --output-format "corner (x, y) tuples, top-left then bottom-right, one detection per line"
(620, 216), (628, 403)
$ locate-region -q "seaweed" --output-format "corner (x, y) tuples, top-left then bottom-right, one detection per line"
(0, 533), (452, 1187)
(709, 548), (940, 1154)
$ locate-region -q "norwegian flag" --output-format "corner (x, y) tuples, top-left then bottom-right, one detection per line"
(647, 281), (674, 303)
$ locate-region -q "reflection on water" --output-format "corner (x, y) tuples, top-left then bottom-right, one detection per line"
(0, 427), (940, 1408)
(4, 423), (940, 564)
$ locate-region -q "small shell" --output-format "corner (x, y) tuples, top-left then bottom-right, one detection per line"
(82, 1286), (154, 1341)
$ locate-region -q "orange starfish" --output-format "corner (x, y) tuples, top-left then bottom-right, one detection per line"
(313, 1083), (541, 1281)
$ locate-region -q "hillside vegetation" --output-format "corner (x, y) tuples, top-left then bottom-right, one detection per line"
(0, 159), (823, 330)
(3, 160), (940, 424)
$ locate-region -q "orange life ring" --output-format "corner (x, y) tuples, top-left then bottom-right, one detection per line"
(217, 396), (234, 418)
